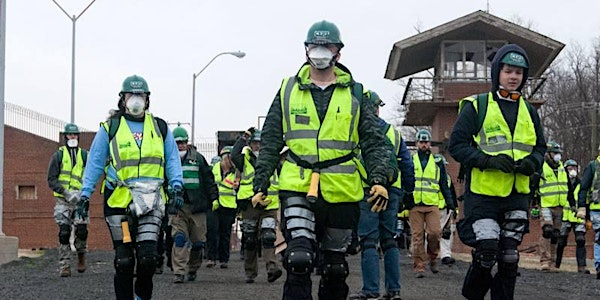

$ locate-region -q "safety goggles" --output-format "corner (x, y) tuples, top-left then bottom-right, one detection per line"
(498, 89), (521, 101)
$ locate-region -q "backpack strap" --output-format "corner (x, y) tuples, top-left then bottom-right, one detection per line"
(475, 92), (488, 133)
(352, 82), (364, 105)
(81, 149), (88, 166)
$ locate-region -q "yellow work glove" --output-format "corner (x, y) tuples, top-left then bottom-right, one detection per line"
(251, 192), (272, 208)
(576, 207), (586, 219)
(212, 200), (219, 211)
(367, 185), (389, 212)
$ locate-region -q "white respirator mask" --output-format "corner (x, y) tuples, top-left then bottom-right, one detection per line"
(252, 150), (260, 158)
(307, 46), (335, 70)
(179, 150), (187, 158)
(553, 153), (562, 163)
(66, 139), (78, 148)
(568, 170), (577, 178)
(126, 95), (146, 117)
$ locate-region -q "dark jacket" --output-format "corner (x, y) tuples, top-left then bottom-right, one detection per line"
(578, 159), (596, 208)
(231, 135), (255, 174)
(253, 62), (397, 193)
(448, 44), (546, 195)
(182, 147), (218, 213)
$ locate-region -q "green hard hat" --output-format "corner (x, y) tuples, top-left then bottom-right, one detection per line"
(500, 52), (528, 68)
(546, 141), (562, 153)
(304, 20), (344, 48)
(369, 90), (385, 107)
(220, 146), (233, 156)
(120, 75), (150, 95)
(564, 159), (577, 167)
(415, 129), (431, 142)
(173, 127), (189, 142)
(251, 130), (261, 142)
(64, 123), (80, 134)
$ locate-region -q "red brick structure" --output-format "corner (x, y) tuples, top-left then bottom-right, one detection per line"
(3, 126), (112, 250)
(384, 11), (596, 259)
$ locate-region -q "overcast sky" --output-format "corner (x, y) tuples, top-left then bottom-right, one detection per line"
(5, 0), (600, 139)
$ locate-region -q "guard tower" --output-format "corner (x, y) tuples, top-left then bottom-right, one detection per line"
(385, 10), (564, 190)
(385, 10), (567, 256)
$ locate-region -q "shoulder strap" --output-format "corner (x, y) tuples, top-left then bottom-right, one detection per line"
(475, 92), (488, 132)
(57, 147), (63, 163)
(81, 149), (87, 165)
(107, 117), (120, 142)
(352, 82), (364, 105)
(154, 117), (168, 140)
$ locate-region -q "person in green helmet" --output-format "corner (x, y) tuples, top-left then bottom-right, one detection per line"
(78, 74), (184, 300)
(531, 141), (567, 272)
(170, 126), (218, 283)
(450, 44), (546, 300)
(577, 144), (600, 279)
(47, 123), (89, 277)
(251, 20), (397, 300)
(555, 159), (590, 273)
(232, 127), (283, 284)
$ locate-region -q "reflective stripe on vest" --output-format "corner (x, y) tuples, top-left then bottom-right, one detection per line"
(181, 152), (200, 190)
(279, 66), (362, 203)
(212, 162), (237, 209)
(53, 146), (85, 197)
(539, 161), (568, 208)
(103, 114), (165, 208)
(464, 93), (536, 197)
(237, 149), (255, 200)
(413, 153), (440, 206)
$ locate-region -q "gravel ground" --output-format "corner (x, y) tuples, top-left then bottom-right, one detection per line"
(0, 248), (598, 300)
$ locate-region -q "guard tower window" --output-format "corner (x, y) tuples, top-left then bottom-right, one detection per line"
(441, 40), (506, 80)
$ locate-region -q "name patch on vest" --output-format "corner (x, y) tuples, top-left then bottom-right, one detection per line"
(291, 107), (307, 114)
(119, 141), (132, 149)
(484, 124), (502, 134)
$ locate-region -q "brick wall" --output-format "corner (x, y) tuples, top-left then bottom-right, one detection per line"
(3, 126), (112, 250)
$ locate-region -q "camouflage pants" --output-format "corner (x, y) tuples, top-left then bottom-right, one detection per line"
(53, 197), (88, 267)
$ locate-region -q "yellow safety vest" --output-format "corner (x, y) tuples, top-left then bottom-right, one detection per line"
(563, 183), (583, 223)
(53, 146), (85, 197)
(279, 66), (363, 203)
(237, 148), (255, 200)
(413, 153), (440, 206)
(386, 125), (402, 189)
(461, 93), (536, 197)
(539, 161), (568, 208)
(212, 162), (237, 209)
(264, 172), (280, 210)
(103, 114), (166, 208)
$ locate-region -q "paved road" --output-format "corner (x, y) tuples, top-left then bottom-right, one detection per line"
(0, 248), (598, 299)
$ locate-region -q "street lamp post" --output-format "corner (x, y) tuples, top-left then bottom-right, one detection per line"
(52, 0), (96, 124)
(191, 51), (245, 145)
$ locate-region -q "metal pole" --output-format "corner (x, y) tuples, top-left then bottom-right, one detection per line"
(70, 16), (75, 123)
(52, 0), (96, 124)
(190, 51), (245, 145)
(191, 73), (197, 145)
(0, 0), (6, 235)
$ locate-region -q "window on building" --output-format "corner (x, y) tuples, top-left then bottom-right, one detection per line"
(16, 185), (37, 200)
(441, 40), (506, 80)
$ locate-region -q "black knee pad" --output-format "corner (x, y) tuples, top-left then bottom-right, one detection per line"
(75, 224), (88, 241)
(551, 229), (560, 244)
(498, 249), (519, 278)
(380, 238), (397, 253)
(261, 228), (277, 249)
(322, 251), (348, 282)
(575, 232), (586, 248)
(137, 242), (157, 276)
(474, 239), (499, 270)
(59, 224), (71, 245)
(114, 244), (135, 275)
(542, 224), (553, 238)
(284, 238), (314, 275)
(557, 235), (568, 248)
(359, 238), (377, 252)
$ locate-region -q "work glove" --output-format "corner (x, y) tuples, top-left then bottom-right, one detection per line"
(485, 154), (514, 173)
(576, 207), (586, 219)
(172, 186), (184, 210)
(244, 127), (256, 138)
(403, 192), (415, 210)
(441, 226), (452, 240)
(251, 192), (272, 208)
(212, 200), (219, 212)
(76, 196), (89, 219)
(63, 189), (78, 203)
(514, 156), (537, 176)
(367, 185), (389, 213)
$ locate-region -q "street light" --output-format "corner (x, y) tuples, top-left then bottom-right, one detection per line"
(191, 51), (245, 145)
(52, 0), (97, 124)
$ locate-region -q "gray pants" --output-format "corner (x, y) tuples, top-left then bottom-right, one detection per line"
(53, 197), (88, 267)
